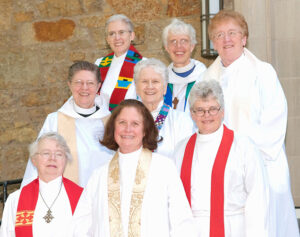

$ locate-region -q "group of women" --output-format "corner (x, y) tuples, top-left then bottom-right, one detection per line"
(0, 9), (299, 237)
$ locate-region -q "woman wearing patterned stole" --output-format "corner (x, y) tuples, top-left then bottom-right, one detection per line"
(0, 132), (83, 237)
(70, 99), (196, 237)
(95, 14), (143, 112)
(174, 80), (269, 237)
(22, 61), (113, 188)
(134, 58), (196, 158)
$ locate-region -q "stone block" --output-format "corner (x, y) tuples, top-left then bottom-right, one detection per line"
(286, 117), (300, 157)
(34, 19), (76, 42)
(82, 0), (104, 13)
(167, 0), (200, 17)
(20, 22), (36, 46)
(36, 0), (83, 18)
(14, 11), (34, 23)
(69, 52), (86, 61)
(79, 15), (106, 28)
(0, 0), (13, 31)
(281, 77), (300, 117)
(106, 0), (165, 21)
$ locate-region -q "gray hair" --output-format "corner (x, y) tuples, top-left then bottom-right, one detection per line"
(105, 14), (134, 34)
(68, 61), (101, 83)
(189, 80), (224, 110)
(29, 132), (72, 161)
(133, 58), (169, 86)
(162, 18), (197, 47)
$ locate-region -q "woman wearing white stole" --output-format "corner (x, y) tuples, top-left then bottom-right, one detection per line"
(203, 10), (299, 236)
(22, 61), (113, 188)
(175, 80), (269, 236)
(70, 99), (196, 237)
(0, 132), (83, 237)
(133, 58), (196, 158)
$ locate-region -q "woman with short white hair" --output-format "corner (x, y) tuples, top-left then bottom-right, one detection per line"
(134, 58), (195, 158)
(0, 132), (83, 237)
(163, 18), (206, 112)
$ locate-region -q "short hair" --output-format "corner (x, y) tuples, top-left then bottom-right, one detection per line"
(105, 14), (134, 34)
(208, 10), (249, 40)
(29, 132), (72, 161)
(133, 58), (168, 86)
(68, 61), (101, 83)
(189, 80), (224, 110)
(101, 99), (159, 151)
(162, 18), (197, 47)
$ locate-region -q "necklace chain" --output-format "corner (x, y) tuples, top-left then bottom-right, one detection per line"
(39, 181), (63, 223)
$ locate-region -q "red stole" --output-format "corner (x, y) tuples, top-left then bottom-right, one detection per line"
(15, 177), (83, 237)
(180, 125), (234, 237)
(98, 45), (143, 111)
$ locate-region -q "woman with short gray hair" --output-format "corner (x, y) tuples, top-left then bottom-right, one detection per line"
(174, 79), (270, 236)
(95, 14), (143, 111)
(162, 18), (206, 112)
(134, 58), (195, 158)
(0, 132), (83, 237)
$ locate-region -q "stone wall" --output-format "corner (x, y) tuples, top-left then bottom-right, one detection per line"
(0, 0), (214, 181)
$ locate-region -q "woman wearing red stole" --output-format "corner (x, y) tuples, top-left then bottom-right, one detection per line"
(174, 80), (269, 236)
(70, 99), (196, 237)
(0, 132), (83, 237)
(95, 14), (143, 112)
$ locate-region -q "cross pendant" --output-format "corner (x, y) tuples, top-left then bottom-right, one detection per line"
(43, 209), (54, 223)
(172, 97), (179, 109)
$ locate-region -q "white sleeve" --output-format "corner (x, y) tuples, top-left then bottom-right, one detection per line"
(166, 161), (197, 237)
(247, 63), (287, 161)
(242, 138), (270, 236)
(0, 191), (20, 237)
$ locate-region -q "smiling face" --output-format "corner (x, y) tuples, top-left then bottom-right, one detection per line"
(68, 70), (100, 109)
(106, 20), (135, 57)
(212, 19), (247, 67)
(31, 138), (67, 183)
(165, 33), (195, 67)
(191, 96), (224, 134)
(136, 67), (166, 111)
(114, 107), (145, 153)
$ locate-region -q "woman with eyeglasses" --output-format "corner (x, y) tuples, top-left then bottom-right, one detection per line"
(0, 132), (83, 237)
(95, 14), (143, 112)
(203, 10), (299, 236)
(174, 80), (269, 236)
(22, 61), (113, 188)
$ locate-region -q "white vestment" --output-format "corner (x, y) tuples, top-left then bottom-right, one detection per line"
(0, 176), (74, 237)
(174, 125), (269, 237)
(70, 148), (196, 237)
(168, 59), (206, 113)
(151, 100), (196, 158)
(203, 48), (299, 237)
(95, 52), (137, 108)
(22, 96), (114, 188)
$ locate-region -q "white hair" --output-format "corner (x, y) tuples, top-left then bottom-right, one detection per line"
(105, 14), (134, 33)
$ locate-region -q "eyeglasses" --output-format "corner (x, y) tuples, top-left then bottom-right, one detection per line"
(37, 150), (65, 160)
(72, 80), (97, 88)
(214, 30), (242, 40)
(192, 106), (221, 116)
(107, 30), (131, 38)
(168, 38), (190, 47)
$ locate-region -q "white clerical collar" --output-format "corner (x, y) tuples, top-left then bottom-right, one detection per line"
(151, 100), (164, 119)
(197, 123), (223, 142)
(172, 60), (195, 73)
(39, 176), (62, 194)
(118, 146), (143, 159)
(73, 101), (97, 115)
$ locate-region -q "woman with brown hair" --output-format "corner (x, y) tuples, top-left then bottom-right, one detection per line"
(70, 99), (196, 237)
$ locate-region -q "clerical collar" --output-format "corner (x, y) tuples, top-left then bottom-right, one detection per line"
(197, 123), (223, 142)
(73, 102), (99, 117)
(151, 100), (164, 119)
(39, 176), (62, 194)
(172, 60), (195, 73)
(118, 146), (143, 159)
